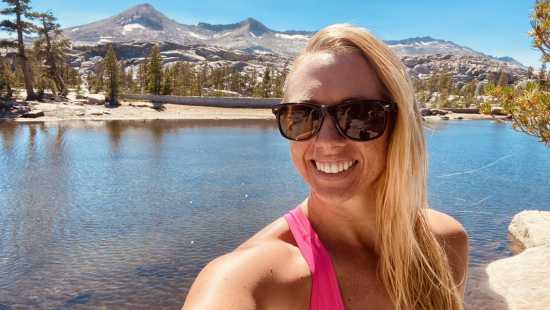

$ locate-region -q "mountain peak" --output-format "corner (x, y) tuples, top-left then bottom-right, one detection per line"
(198, 17), (271, 37)
(113, 3), (167, 30)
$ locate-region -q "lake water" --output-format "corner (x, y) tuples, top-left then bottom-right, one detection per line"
(0, 119), (548, 309)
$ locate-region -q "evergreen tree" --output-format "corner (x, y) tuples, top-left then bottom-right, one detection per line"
(104, 45), (119, 101)
(527, 66), (534, 79)
(29, 40), (56, 97)
(427, 65), (439, 93)
(0, 56), (14, 99)
(162, 66), (172, 95)
(273, 70), (283, 98)
(147, 45), (163, 95)
(0, 0), (37, 100)
(261, 66), (272, 98)
(497, 71), (508, 87)
(33, 11), (69, 95)
(119, 57), (126, 93)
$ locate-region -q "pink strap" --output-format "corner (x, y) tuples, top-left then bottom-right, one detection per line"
(284, 205), (346, 310)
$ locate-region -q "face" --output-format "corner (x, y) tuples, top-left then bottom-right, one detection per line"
(285, 51), (392, 204)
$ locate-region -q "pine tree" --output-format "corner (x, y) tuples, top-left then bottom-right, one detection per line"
(427, 65), (439, 93)
(0, 0), (37, 100)
(147, 45), (163, 95)
(527, 66), (534, 79)
(104, 45), (119, 102)
(33, 11), (69, 95)
(273, 70), (283, 98)
(162, 65), (172, 95)
(119, 57), (126, 93)
(497, 71), (508, 87)
(0, 55), (14, 99)
(261, 66), (272, 98)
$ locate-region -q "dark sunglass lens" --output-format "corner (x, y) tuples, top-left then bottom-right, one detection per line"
(278, 105), (320, 140)
(337, 102), (386, 140)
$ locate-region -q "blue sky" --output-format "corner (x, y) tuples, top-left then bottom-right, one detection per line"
(0, 0), (542, 67)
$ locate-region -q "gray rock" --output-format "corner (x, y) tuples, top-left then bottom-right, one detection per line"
(87, 94), (105, 105)
(75, 111), (85, 116)
(413, 64), (432, 74)
(487, 244), (550, 310)
(21, 110), (45, 118)
(420, 108), (431, 116)
(508, 210), (550, 250)
(402, 58), (418, 68)
(133, 103), (154, 108)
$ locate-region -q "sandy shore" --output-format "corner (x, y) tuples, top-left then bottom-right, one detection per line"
(0, 98), (275, 123)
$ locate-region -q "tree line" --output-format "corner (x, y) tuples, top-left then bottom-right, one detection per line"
(87, 44), (289, 102)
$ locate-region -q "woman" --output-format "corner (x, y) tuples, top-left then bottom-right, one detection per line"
(183, 24), (468, 310)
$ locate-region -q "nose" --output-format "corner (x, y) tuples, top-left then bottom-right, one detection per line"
(315, 115), (346, 148)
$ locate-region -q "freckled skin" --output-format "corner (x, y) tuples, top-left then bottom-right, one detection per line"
(285, 52), (390, 206)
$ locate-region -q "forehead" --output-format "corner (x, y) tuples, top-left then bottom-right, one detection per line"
(285, 51), (385, 104)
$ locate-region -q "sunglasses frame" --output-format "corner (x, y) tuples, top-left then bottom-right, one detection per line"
(272, 100), (397, 142)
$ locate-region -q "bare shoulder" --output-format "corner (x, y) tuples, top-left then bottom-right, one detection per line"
(426, 209), (469, 297)
(426, 209), (467, 240)
(182, 217), (310, 310)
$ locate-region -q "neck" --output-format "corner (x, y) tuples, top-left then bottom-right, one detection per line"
(303, 189), (379, 252)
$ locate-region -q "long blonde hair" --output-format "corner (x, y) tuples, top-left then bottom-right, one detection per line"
(284, 24), (463, 309)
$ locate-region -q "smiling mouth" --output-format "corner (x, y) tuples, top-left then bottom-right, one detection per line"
(314, 160), (357, 174)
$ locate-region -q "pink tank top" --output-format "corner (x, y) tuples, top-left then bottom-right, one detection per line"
(284, 205), (346, 310)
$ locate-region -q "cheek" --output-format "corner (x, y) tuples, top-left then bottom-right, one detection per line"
(359, 140), (389, 177)
(289, 141), (311, 181)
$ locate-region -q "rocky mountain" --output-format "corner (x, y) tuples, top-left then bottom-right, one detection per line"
(62, 3), (523, 66)
(386, 37), (523, 67)
(63, 3), (313, 56)
(403, 53), (527, 88)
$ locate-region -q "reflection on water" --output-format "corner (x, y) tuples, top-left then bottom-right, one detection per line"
(0, 119), (548, 309)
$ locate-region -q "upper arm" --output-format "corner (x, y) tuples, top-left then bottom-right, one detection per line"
(182, 253), (258, 310)
(427, 210), (469, 298)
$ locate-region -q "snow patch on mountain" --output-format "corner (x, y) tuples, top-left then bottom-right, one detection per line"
(188, 32), (208, 40)
(274, 33), (309, 40)
(124, 24), (145, 31)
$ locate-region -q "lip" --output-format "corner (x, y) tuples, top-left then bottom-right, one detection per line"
(310, 160), (356, 180)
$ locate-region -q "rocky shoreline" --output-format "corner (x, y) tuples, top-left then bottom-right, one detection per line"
(487, 211), (550, 310)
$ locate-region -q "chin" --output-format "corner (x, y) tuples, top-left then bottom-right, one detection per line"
(310, 186), (358, 205)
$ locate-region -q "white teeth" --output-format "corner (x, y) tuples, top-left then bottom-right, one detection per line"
(315, 161), (356, 174)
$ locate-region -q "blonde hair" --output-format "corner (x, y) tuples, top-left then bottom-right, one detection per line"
(284, 24), (463, 309)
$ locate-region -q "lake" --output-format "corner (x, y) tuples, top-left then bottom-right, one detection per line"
(0, 119), (548, 309)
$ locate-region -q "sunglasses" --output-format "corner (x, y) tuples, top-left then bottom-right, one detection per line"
(272, 100), (396, 142)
